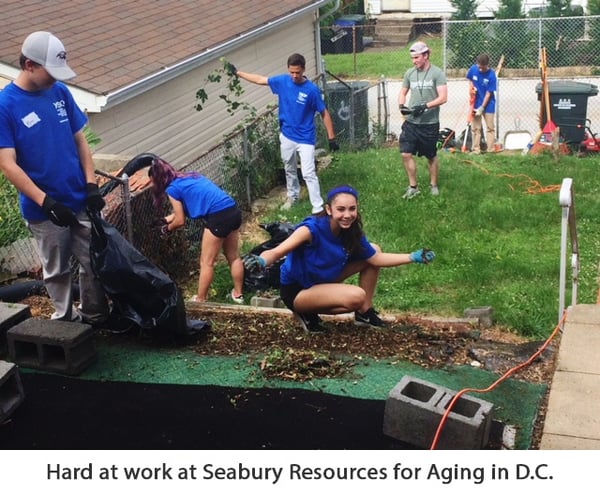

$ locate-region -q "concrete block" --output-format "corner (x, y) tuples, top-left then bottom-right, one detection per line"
(383, 375), (494, 449)
(7, 319), (97, 376)
(0, 360), (25, 423)
(0, 302), (31, 346)
(250, 295), (286, 309)
(464, 306), (494, 327)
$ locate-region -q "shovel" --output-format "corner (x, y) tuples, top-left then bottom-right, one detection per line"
(540, 47), (557, 140)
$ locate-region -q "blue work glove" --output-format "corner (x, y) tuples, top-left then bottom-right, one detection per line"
(399, 104), (412, 116)
(242, 253), (266, 274)
(411, 103), (428, 117)
(328, 138), (340, 152)
(410, 248), (436, 264)
(42, 195), (78, 227)
(86, 183), (105, 214)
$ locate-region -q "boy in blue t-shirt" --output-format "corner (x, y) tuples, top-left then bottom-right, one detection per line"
(235, 53), (338, 214)
(466, 53), (498, 153)
(0, 31), (108, 324)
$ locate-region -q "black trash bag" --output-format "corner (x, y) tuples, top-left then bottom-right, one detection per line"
(457, 127), (487, 152)
(438, 127), (457, 149)
(243, 221), (295, 292)
(88, 212), (209, 343)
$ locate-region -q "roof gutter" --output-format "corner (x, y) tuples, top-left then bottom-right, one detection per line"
(100, 0), (333, 111)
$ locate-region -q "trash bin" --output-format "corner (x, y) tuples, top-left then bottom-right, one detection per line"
(325, 81), (370, 148)
(334, 15), (366, 53)
(536, 80), (598, 143)
(320, 28), (346, 55)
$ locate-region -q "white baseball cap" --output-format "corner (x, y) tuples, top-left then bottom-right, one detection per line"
(21, 31), (76, 80)
(409, 41), (430, 55)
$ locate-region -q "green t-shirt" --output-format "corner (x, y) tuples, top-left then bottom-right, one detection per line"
(402, 63), (446, 125)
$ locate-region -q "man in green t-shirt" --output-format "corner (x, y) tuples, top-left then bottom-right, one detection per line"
(398, 41), (448, 199)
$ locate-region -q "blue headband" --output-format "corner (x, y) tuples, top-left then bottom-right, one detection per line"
(326, 185), (359, 202)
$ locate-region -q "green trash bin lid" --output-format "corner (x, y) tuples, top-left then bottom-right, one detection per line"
(535, 80), (599, 95)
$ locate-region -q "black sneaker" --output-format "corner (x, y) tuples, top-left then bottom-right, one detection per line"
(355, 308), (386, 328)
(295, 312), (326, 333)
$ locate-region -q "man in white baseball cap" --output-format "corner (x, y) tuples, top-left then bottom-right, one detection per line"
(21, 30), (76, 81)
(0, 31), (109, 325)
(398, 40), (447, 199)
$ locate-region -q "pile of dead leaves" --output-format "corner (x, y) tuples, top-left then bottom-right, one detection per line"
(187, 307), (558, 385)
(17, 295), (557, 385)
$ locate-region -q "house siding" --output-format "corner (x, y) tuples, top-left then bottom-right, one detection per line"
(89, 15), (319, 168)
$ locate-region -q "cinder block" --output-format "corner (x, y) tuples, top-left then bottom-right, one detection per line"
(0, 360), (25, 423)
(383, 375), (494, 449)
(7, 319), (97, 376)
(250, 295), (286, 309)
(464, 306), (494, 327)
(0, 302), (31, 345)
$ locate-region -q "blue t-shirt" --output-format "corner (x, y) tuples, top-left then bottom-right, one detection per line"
(466, 64), (497, 113)
(166, 175), (235, 218)
(280, 215), (376, 288)
(268, 74), (327, 145)
(0, 81), (88, 221)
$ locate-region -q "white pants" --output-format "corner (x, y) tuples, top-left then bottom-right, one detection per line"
(28, 210), (109, 323)
(280, 133), (324, 214)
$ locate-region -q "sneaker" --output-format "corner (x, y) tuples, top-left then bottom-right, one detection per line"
(431, 185), (439, 196)
(402, 186), (420, 199)
(355, 308), (386, 328)
(230, 290), (244, 304)
(280, 198), (297, 210)
(295, 312), (326, 333)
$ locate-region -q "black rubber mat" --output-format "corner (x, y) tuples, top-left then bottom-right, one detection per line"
(1, 372), (413, 449)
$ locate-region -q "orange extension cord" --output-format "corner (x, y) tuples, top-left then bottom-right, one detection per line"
(429, 310), (568, 450)
(464, 160), (562, 194)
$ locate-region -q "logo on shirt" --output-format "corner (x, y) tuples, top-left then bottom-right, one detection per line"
(53, 99), (69, 122)
(21, 112), (41, 128)
(296, 91), (308, 105)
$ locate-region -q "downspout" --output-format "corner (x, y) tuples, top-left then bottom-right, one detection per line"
(316, 0), (342, 73)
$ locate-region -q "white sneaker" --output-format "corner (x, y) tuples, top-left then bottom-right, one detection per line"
(431, 185), (440, 196)
(402, 186), (420, 199)
(230, 290), (244, 304)
(280, 198), (297, 210)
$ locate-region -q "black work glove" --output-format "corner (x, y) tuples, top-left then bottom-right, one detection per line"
(152, 217), (170, 237)
(224, 61), (237, 77)
(399, 104), (412, 116)
(328, 138), (340, 152)
(42, 195), (78, 227)
(86, 183), (105, 214)
(411, 103), (428, 117)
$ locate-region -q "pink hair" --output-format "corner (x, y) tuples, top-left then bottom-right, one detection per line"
(147, 158), (193, 207)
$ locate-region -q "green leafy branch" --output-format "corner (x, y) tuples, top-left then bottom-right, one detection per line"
(195, 57), (251, 115)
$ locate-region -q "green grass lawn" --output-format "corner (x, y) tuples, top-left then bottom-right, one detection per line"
(323, 37), (444, 79)
(229, 146), (599, 340)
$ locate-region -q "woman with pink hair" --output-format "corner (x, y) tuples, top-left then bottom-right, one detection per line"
(148, 158), (244, 304)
